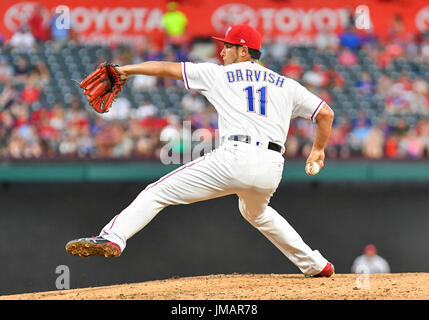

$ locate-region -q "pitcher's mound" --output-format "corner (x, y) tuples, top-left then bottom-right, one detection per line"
(1, 273), (428, 300)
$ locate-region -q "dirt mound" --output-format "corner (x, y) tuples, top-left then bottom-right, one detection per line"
(1, 273), (428, 300)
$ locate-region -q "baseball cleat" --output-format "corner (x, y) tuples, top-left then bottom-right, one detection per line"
(305, 262), (335, 277)
(65, 236), (121, 258)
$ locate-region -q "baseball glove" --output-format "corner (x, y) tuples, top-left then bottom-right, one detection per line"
(79, 62), (126, 113)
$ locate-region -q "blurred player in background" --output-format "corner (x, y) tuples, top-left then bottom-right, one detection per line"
(351, 244), (391, 274)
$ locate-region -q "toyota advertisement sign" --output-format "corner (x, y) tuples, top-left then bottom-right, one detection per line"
(0, 0), (428, 45)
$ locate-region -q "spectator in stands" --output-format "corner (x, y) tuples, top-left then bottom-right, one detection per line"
(349, 118), (371, 148)
(264, 39), (288, 63)
(161, 1), (188, 48)
(343, 5), (356, 29)
(65, 97), (89, 132)
(384, 135), (398, 158)
(338, 26), (361, 51)
(0, 56), (14, 83)
(386, 118), (409, 158)
(337, 47), (358, 66)
(409, 77), (429, 115)
(348, 111), (372, 154)
(16, 123), (43, 158)
(376, 47), (393, 68)
(59, 127), (79, 157)
(132, 74), (157, 92)
(181, 89), (206, 116)
(0, 82), (19, 110)
(135, 99), (158, 120)
(362, 122), (385, 159)
(387, 14), (406, 42)
(13, 56), (33, 84)
(355, 72), (375, 96)
(384, 72), (415, 114)
(376, 73), (394, 98)
(403, 33), (419, 59)
(385, 87), (409, 115)
(113, 46), (134, 66)
(190, 104), (217, 131)
(162, 48), (183, 87)
(402, 129), (422, 159)
(351, 244), (390, 274)
(188, 38), (219, 63)
(101, 97), (131, 122)
(281, 57), (303, 80)
(76, 124), (95, 158)
(392, 117), (409, 138)
(351, 110), (371, 130)
(0, 109), (14, 133)
(315, 26), (339, 52)
(416, 120), (429, 157)
(291, 118), (316, 158)
(359, 27), (379, 48)
(140, 112), (169, 136)
(135, 130), (159, 158)
(0, 114), (7, 155)
(325, 67), (345, 89)
(8, 25), (36, 52)
(385, 39), (405, 60)
(28, 4), (49, 42)
(143, 42), (164, 61)
(302, 64), (328, 88)
(38, 123), (58, 157)
(7, 128), (26, 158)
(20, 74), (41, 105)
(326, 117), (350, 159)
(48, 103), (66, 132)
(33, 60), (51, 86)
(93, 122), (119, 158)
(111, 122), (133, 158)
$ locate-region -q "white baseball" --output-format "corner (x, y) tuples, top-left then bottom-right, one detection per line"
(307, 162), (320, 175)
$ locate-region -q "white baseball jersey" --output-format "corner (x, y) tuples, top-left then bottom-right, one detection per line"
(182, 61), (324, 151)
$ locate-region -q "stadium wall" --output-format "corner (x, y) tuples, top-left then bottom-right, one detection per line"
(1, 160), (429, 182)
(1, 180), (428, 295)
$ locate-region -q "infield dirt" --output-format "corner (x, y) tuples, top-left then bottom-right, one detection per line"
(1, 273), (428, 300)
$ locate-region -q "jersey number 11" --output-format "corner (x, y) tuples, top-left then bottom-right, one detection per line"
(244, 86), (267, 116)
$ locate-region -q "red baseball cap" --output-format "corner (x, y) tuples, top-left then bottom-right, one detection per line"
(212, 24), (262, 51)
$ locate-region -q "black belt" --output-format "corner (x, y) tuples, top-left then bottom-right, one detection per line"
(228, 135), (282, 153)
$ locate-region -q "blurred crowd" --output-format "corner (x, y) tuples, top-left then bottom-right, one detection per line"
(0, 5), (429, 161)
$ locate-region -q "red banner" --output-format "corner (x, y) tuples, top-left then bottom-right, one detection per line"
(1, 0), (428, 45)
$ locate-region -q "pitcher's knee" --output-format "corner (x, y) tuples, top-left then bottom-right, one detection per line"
(238, 200), (266, 227)
(133, 188), (169, 212)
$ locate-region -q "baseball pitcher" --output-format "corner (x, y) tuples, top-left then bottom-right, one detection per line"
(66, 24), (335, 277)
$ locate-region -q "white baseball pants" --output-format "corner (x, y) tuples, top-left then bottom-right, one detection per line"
(100, 140), (328, 275)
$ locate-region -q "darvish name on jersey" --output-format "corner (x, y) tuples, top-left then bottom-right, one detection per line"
(225, 68), (285, 87)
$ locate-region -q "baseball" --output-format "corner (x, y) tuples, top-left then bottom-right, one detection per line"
(307, 162), (320, 175)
